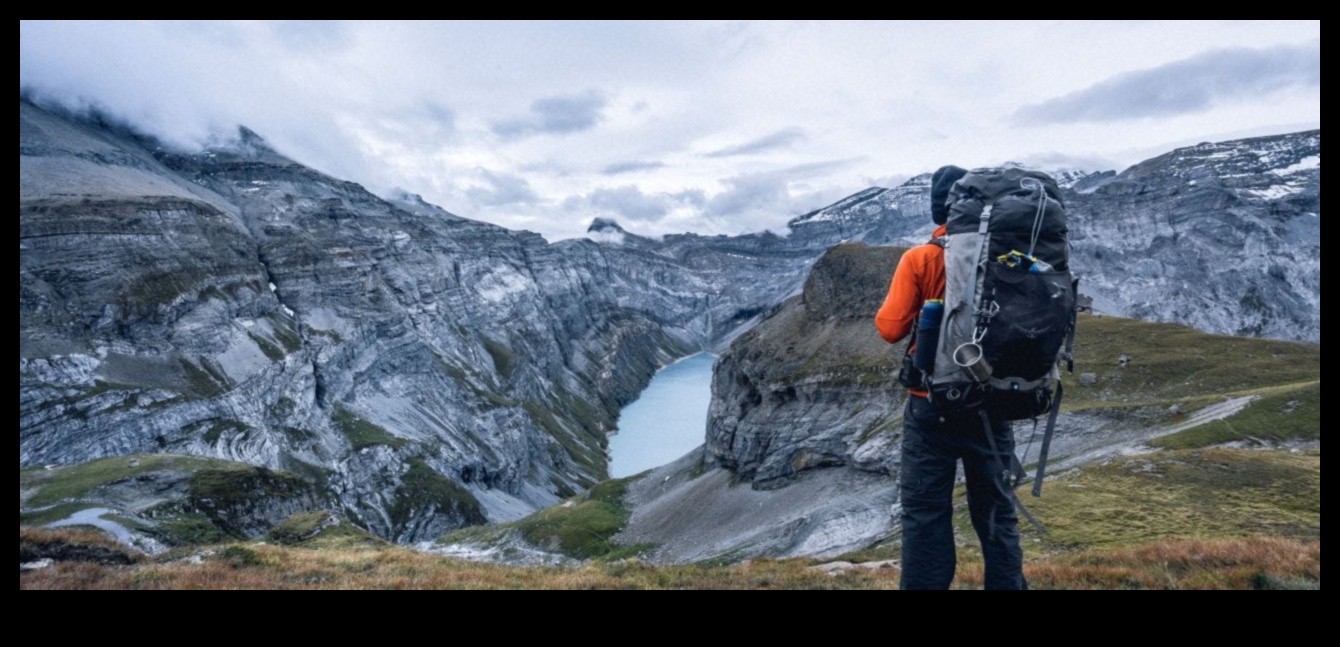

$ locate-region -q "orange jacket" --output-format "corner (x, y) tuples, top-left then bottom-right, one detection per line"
(875, 225), (947, 394)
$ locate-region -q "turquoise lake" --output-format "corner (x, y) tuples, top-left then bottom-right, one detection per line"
(608, 353), (716, 478)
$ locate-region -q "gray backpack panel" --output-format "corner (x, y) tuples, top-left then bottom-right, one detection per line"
(925, 167), (1076, 420)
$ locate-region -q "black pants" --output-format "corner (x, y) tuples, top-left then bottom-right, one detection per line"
(899, 395), (1026, 590)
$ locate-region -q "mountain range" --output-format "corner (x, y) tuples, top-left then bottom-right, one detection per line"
(19, 98), (1320, 547)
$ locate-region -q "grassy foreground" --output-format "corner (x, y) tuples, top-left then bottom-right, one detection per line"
(19, 525), (1318, 590)
(21, 446), (1321, 590)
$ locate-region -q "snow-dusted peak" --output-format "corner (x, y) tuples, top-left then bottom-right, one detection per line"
(788, 187), (888, 226)
(994, 162), (1102, 189)
(200, 125), (298, 166)
(1130, 130), (1321, 182)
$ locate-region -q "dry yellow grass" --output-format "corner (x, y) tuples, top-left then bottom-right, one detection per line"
(19, 530), (1318, 590)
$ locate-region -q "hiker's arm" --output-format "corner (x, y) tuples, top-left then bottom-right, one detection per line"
(875, 252), (920, 344)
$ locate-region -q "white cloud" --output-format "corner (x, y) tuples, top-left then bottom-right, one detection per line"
(20, 20), (1321, 240)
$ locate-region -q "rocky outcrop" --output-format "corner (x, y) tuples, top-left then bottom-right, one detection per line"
(20, 454), (326, 549)
(706, 244), (907, 487)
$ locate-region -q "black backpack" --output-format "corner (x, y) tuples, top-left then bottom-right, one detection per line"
(913, 167), (1079, 497)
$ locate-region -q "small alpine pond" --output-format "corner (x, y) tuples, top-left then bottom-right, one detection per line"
(608, 353), (715, 478)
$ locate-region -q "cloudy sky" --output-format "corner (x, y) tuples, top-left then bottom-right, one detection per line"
(20, 21), (1320, 240)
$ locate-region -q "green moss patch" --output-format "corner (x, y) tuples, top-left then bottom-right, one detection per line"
(482, 337), (515, 376)
(20, 454), (227, 507)
(333, 407), (407, 451)
(202, 419), (251, 445)
(270, 317), (303, 354)
(516, 477), (639, 560)
(248, 331), (286, 361)
(120, 267), (208, 314)
(149, 512), (234, 545)
(438, 476), (648, 562)
(269, 510), (387, 550)
(188, 465), (310, 509)
(268, 510), (335, 544)
(389, 460), (486, 532)
(435, 523), (511, 548)
(180, 357), (229, 398)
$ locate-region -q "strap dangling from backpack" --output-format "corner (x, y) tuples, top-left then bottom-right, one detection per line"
(1031, 381), (1063, 497)
(980, 410), (1048, 536)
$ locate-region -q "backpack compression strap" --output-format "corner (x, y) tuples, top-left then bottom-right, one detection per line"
(1031, 381), (1063, 498)
(1035, 281), (1080, 495)
(979, 410), (1047, 536)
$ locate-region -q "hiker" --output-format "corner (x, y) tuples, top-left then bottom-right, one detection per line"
(875, 165), (1027, 590)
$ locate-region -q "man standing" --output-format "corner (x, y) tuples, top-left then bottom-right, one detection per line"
(875, 165), (1027, 590)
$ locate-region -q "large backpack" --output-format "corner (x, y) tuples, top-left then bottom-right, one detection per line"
(915, 167), (1079, 497)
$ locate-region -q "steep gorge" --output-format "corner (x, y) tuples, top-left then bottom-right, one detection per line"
(19, 101), (869, 540)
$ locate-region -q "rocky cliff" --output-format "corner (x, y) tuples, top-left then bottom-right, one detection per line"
(19, 101), (885, 541)
(706, 244), (907, 487)
(1067, 131), (1320, 342)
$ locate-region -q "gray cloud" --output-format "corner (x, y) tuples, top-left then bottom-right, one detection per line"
(601, 160), (667, 175)
(770, 159), (860, 180)
(673, 189), (707, 209)
(705, 159), (858, 222)
(583, 186), (670, 222)
(562, 186), (715, 228)
(466, 169), (539, 207)
(1014, 43), (1320, 124)
(704, 128), (805, 158)
(492, 90), (608, 139)
(422, 101), (457, 130)
(705, 174), (788, 218)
